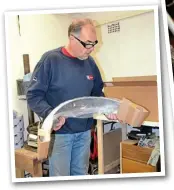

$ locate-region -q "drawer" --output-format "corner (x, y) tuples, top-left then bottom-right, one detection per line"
(121, 140), (153, 164)
(121, 158), (156, 173)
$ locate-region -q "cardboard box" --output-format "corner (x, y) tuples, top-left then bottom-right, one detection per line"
(117, 98), (150, 127)
(14, 132), (24, 144)
(120, 140), (157, 173)
(104, 79), (158, 122)
(16, 122), (50, 161)
(14, 118), (24, 134)
(13, 115), (23, 126)
(112, 75), (157, 82)
(30, 126), (50, 160)
(37, 137), (50, 160)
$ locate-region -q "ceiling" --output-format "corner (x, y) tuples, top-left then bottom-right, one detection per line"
(56, 9), (152, 26)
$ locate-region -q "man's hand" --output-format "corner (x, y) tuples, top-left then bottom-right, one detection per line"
(53, 116), (66, 131)
(105, 113), (124, 124)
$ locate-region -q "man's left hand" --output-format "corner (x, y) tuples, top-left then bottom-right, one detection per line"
(105, 113), (124, 124)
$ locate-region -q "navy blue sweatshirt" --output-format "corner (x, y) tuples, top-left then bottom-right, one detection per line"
(26, 47), (104, 134)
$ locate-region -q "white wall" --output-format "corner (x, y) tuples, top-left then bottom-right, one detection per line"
(6, 14), (71, 140)
(92, 11), (157, 81)
(20, 14), (71, 71)
(6, 11), (157, 140)
(6, 15), (28, 139)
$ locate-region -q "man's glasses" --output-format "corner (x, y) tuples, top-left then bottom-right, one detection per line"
(72, 35), (98, 49)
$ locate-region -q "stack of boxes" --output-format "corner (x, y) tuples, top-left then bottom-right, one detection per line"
(13, 110), (24, 149)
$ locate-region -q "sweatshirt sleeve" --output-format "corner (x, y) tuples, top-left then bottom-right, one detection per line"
(89, 57), (105, 97)
(26, 58), (53, 119)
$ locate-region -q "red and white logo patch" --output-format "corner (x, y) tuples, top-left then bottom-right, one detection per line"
(86, 75), (94, 80)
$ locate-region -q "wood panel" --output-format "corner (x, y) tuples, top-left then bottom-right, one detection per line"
(122, 142), (153, 164)
(23, 54), (30, 75)
(121, 158), (156, 173)
(15, 152), (36, 175)
(112, 75), (157, 82)
(15, 148), (43, 177)
(16, 168), (25, 178)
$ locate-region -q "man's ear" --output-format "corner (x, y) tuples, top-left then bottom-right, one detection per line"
(69, 35), (74, 40)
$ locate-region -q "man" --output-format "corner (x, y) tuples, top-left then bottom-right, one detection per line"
(27, 18), (117, 176)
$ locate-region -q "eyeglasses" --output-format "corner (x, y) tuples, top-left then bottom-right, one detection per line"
(72, 35), (98, 49)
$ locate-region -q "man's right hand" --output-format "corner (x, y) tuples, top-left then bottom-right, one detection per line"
(53, 116), (66, 131)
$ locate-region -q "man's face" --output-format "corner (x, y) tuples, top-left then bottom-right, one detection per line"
(72, 24), (98, 60)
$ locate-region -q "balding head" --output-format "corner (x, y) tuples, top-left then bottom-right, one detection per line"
(66, 18), (98, 60)
(68, 18), (95, 37)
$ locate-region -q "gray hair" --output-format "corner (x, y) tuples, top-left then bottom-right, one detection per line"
(68, 18), (94, 37)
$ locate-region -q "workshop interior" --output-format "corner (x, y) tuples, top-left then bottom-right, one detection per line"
(5, 6), (166, 179)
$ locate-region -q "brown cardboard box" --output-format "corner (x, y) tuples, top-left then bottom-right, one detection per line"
(117, 98), (150, 127)
(37, 128), (51, 160)
(15, 129), (50, 178)
(112, 75), (157, 82)
(23, 123), (50, 160)
(37, 139), (50, 160)
(120, 140), (157, 173)
(104, 79), (158, 122)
